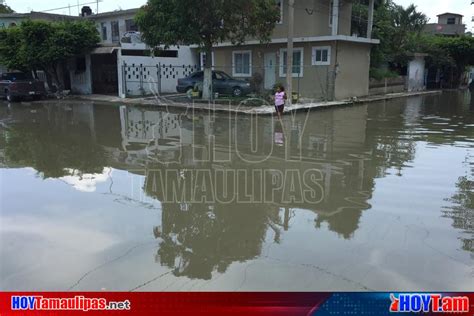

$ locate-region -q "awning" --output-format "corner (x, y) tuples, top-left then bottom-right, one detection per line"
(91, 46), (119, 55)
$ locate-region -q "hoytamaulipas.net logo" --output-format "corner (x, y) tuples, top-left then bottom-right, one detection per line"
(11, 295), (131, 311)
(390, 293), (469, 313)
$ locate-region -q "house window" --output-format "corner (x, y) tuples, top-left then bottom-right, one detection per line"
(122, 49), (151, 56)
(200, 52), (215, 70)
(154, 50), (178, 58)
(276, 0), (283, 24)
(232, 50), (252, 77)
(100, 22), (107, 41)
(447, 17), (456, 24)
(279, 48), (304, 77)
(111, 21), (120, 43)
(125, 19), (138, 32)
(312, 46), (331, 66)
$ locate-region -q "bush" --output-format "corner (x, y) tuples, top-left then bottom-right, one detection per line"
(370, 68), (400, 80)
(249, 72), (263, 93)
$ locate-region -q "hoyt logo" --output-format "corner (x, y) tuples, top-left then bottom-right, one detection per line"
(390, 294), (469, 313)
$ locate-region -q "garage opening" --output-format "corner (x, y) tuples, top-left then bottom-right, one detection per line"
(91, 51), (118, 95)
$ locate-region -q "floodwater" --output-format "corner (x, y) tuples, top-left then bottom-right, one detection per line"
(0, 92), (473, 291)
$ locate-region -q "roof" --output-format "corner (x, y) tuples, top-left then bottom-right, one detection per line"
(437, 12), (463, 17)
(0, 13), (29, 18)
(87, 8), (140, 20)
(0, 11), (80, 20)
(0, 8), (139, 21)
(91, 45), (119, 54)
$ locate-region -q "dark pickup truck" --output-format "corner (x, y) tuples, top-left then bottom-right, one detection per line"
(0, 72), (46, 102)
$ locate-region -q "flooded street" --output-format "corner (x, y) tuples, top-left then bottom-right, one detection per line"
(0, 92), (473, 291)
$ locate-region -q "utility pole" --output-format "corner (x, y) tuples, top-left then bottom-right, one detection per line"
(286, 0), (295, 106)
(367, 0), (375, 38)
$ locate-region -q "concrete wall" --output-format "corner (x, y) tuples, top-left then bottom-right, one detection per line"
(424, 23), (466, 36)
(368, 77), (406, 95)
(437, 14), (463, 25)
(272, 0), (352, 39)
(407, 56), (426, 92)
(334, 42), (370, 99)
(91, 13), (136, 45)
(118, 46), (199, 96)
(0, 17), (24, 28)
(214, 42), (334, 101)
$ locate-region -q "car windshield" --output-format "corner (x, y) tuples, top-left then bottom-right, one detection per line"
(3, 73), (33, 81)
(191, 72), (204, 79)
(216, 72), (232, 80)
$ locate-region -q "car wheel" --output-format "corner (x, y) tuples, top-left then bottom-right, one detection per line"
(232, 87), (243, 97)
(32, 95), (43, 101)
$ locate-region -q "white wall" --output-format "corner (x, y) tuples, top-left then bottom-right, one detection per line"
(118, 46), (199, 97)
(407, 56), (426, 92)
(93, 13), (136, 45)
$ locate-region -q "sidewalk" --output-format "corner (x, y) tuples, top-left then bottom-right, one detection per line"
(69, 90), (442, 115)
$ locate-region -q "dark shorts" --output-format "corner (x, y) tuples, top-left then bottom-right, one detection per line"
(275, 104), (284, 114)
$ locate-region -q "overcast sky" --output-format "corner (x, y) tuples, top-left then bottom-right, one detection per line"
(7, 0), (474, 31)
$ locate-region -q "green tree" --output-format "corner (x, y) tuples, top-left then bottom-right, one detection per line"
(369, 0), (427, 74)
(0, 3), (14, 13)
(0, 20), (99, 91)
(421, 35), (474, 88)
(135, 0), (280, 99)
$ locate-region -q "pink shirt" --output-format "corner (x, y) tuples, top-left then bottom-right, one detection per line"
(275, 92), (285, 106)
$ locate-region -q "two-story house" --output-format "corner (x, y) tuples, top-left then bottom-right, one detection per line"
(69, 8), (198, 97)
(1, 7), (199, 97)
(424, 13), (466, 36)
(210, 0), (379, 101)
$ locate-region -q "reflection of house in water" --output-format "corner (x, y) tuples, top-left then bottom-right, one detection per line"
(134, 105), (380, 277)
(1, 99), (425, 278)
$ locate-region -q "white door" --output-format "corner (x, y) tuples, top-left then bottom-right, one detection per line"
(264, 52), (276, 90)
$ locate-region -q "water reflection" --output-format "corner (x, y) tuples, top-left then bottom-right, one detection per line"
(0, 91), (473, 287)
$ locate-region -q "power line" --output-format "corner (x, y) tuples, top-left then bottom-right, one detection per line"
(40, 0), (102, 14)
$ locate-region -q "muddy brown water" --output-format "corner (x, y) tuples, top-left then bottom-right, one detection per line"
(0, 91), (473, 291)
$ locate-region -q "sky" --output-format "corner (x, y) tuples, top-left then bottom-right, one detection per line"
(6, 0), (474, 32)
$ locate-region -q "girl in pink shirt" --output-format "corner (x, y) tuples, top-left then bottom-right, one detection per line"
(274, 86), (287, 119)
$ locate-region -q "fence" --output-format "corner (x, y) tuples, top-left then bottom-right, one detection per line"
(122, 63), (200, 96)
(368, 76), (407, 96)
(122, 63), (336, 103)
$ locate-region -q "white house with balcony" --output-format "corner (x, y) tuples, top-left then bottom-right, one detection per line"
(68, 8), (198, 97)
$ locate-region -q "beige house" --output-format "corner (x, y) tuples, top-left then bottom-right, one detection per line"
(210, 0), (379, 101)
(424, 13), (466, 36)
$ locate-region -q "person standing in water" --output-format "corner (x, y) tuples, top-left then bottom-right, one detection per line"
(274, 85), (287, 120)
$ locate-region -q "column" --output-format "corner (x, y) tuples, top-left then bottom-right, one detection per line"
(332, 0), (339, 36)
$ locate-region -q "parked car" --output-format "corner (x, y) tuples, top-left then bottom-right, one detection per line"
(0, 72), (46, 102)
(177, 71), (252, 97)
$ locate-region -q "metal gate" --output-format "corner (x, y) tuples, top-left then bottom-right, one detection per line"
(122, 63), (199, 97)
